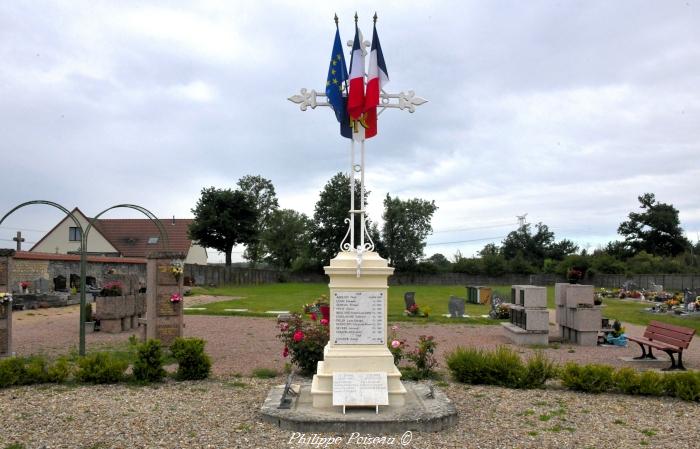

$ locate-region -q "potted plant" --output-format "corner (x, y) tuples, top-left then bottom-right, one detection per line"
(100, 281), (124, 297)
(19, 281), (30, 294)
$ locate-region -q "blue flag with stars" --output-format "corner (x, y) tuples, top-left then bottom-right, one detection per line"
(326, 27), (352, 139)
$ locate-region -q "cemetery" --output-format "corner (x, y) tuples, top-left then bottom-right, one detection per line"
(2, 4), (700, 449)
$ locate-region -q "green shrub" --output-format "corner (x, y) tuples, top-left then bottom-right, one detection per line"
(560, 363), (614, 393)
(520, 351), (558, 389)
(23, 356), (50, 384)
(637, 370), (665, 396)
(484, 346), (525, 388)
(76, 352), (128, 383)
(405, 336), (439, 380)
(0, 357), (26, 388)
(613, 367), (640, 395)
(664, 371), (700, 402)
(47, 357), (72, 383)
(170, 337), (211, 380)
(446, 347), (489, 384)
(133, 339), (167, 382)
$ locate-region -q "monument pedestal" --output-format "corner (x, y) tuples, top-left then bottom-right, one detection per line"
(310, 251), (407, 409)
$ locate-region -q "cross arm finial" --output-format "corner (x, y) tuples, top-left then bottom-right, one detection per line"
(373, 12), (378, 24)
(334, 13), (338, 26)
(354, 12), (358, 24)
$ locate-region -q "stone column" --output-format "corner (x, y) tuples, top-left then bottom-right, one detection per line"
(0, 249), (15, 357)
(144, 252), (185, 346)
(310, 251), (407, 408)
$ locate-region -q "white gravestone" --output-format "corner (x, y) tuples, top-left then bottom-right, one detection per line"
(332, 291), (385, 345)
(332, 372), (389, 412)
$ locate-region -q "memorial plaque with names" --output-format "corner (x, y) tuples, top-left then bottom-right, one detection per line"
(157, 294), (179, 316)
(333, 291), (385, 345)
(156, 263), (179, 286)
(156, 324), (179, 346)
(332, 372), (388, 406)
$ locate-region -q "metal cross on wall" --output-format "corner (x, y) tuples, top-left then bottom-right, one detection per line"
(288, 14), (427, 259)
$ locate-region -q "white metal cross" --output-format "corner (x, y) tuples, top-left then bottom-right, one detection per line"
(288, 34), (427, 263)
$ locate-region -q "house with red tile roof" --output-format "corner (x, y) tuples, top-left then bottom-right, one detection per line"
(29, 208), (207, 264)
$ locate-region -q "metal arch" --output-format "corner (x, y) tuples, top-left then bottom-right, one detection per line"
(86, 204), (170, 251)
(0, 200), (89, 355)
(0, 200), (83, 232)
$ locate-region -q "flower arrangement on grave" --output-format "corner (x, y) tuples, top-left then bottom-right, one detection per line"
(277, 312), (329, 376)
(490, 302), (511, 319)
(567, 269), (583, 284)
(605, 319), (628, 346)
(388, 325), (406, 366)
(302, 294), (330, 321)
(170, 293), (183, 303)
(99, 281), (124, 297)
(611, 319), (626, 338)
(405, 303), (431, 317)
(168, 261), (184, 283)
(0, 292), (13, 304)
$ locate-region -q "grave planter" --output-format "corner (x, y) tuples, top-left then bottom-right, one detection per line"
(84, 321), (95, 334)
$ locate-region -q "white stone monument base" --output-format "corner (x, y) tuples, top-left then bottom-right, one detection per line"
(311, 345), (406, 408)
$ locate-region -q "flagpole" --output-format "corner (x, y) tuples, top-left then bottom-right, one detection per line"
(360, 137), (366, 250)
(350, 138), (356, 249)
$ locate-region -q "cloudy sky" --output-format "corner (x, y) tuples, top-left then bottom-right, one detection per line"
(1, 1), (699, 263)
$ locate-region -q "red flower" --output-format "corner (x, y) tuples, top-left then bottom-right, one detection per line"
(280, 322), (289, 332)
(293, 330), (304, 342)
(282, 346), (289, 358)
(310, 313), (317, 321)
(320, 318), (329, 326)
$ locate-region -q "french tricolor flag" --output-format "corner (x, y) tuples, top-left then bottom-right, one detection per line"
(346, 24), (365, 125)
(363, 23), (389, 139)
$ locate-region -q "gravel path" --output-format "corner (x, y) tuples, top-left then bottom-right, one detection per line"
(10, 297), (700, 375)
(0, 377), (698, 449)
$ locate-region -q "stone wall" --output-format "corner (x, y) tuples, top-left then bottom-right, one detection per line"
(7, 252), (146, 294)
(144, 252), (185, 346)
(0, 250), (14, 357)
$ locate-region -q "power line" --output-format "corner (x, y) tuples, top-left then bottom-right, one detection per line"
(431, 222), (518, 234)
(426, 235), (507, 246)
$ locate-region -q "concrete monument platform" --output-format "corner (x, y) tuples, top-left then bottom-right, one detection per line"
(261, 381), (457, 433)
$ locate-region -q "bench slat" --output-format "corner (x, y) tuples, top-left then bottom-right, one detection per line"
(644, 326), (694, 345)
(649, 320), (696, 336)
(643, 331), (691, 349)
(628, 336), (678, 351)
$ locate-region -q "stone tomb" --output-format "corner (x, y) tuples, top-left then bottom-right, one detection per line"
(140, 252), (185, 346)
(501, 285), (549, 345)
(555, 283), (601, 346)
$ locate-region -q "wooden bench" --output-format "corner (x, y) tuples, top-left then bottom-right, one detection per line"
(627, 320), (695, 370)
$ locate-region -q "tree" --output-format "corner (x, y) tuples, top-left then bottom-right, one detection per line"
(236, 175), (279, 266)
(310, 172), (367, 267)
(617, 193), (690, 257)
(382, 194), (438, 271)
(426, 253), (452, 272)
(262, 209), (312, 269)
(501, 222), (578, 268)
(189, 187), (258, 266)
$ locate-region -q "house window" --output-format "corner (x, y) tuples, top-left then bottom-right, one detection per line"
(147, 237), (159, 244)
(69, 227), (82, 241)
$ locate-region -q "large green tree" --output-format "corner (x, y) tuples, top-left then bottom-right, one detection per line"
(262, 209), (312, 269)
(236, 175), (279, 266)
(382, 194), (438, 271)
(310, 172), (368, 266)
(500, 222), (578, 268)
(189, 187), (258, 266)
(617, 193), (690, 257)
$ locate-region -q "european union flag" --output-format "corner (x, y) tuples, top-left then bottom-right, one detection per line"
(326, 27), (352, 139)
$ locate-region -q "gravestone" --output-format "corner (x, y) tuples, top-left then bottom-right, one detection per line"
(0, 250), (15, 357)
(404, 291), (416, 309)
(448, 295), (465, 318)
(143, 252), (185, 346)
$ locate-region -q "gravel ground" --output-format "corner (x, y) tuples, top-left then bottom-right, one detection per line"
(1, 376), (698, 449)
(4, 296), (700, 448)
(10, 297), (700, 375)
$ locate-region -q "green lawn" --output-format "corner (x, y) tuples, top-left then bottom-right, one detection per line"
(544, 286), (700, 333)
(185, 283), (700, 331)
(186, 283), (500, 324)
